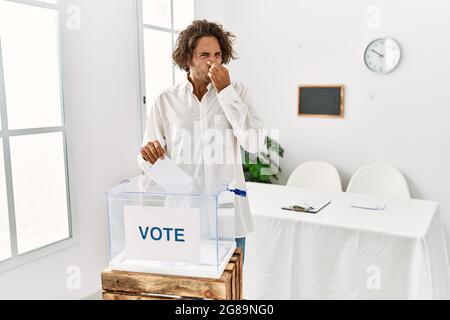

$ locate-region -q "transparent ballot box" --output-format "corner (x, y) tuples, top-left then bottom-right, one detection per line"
(105, 175), (236, 279)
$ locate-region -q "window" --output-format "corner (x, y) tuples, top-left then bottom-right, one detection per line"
(137, 0), (195, 132)
(0, 0), (73, 270)
(0, 140), (10, 262)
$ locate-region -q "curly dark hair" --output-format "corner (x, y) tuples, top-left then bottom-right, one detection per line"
(172, 20), (238, 72)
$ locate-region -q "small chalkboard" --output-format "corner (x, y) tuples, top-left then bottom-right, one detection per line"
(298, 85), (344, 118)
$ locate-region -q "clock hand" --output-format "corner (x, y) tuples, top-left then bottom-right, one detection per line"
(371, 49), (384, 58)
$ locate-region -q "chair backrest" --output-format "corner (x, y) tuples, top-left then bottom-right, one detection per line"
(346, 163), (410, 199)
(286, 161), (342, 192)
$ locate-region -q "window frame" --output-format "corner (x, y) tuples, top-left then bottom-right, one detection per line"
(135, 0), (196, 138)
(0, 0), (77, 273)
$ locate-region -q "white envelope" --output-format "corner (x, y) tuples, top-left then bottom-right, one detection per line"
(140, 156), (194, 185)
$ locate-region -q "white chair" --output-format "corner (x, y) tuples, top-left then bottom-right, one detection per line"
(346, 163), (410, 199)
(286, 161), (342, 192)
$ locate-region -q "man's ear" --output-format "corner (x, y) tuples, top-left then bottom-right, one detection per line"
(186, 57), (193, 69)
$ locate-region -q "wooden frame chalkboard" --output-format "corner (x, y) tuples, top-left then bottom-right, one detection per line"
(298, 85), (344, 118)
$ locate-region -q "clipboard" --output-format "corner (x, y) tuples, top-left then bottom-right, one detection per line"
(282, 201), (331, 214)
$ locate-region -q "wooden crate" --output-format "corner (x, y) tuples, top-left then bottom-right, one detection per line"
(101, 248), (243, 300)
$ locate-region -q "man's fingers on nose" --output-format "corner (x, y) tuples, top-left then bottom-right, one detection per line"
(208, 61), (219, 68)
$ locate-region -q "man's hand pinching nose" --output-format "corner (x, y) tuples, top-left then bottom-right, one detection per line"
(207, 61), (230, 93)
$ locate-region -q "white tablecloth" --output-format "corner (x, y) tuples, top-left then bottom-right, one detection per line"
(243, 182), (450, 299)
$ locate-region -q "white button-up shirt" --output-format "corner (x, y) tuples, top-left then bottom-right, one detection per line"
(138, 76), (265, 237)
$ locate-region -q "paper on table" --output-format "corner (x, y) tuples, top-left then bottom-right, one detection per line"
(297, 199), (331, 211)
(282, 199), (331, 214)
(350, 202), (386, 210)
(140, 156), (194, 185)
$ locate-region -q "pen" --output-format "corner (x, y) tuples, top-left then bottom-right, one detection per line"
(281, 206), (308, 212)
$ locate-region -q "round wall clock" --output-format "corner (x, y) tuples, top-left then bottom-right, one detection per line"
(364, 38), (401, 74)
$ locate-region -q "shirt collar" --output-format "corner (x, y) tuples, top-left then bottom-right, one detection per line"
(183, 72), (214, 94)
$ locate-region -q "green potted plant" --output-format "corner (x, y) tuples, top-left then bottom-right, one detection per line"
(242, 136), (284, 183)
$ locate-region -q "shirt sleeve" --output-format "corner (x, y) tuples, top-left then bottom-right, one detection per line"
(137, 96), (167, 169)
(216, 83), (265, 154)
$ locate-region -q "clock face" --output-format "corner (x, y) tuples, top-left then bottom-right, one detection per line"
(364, 38), (401, 74)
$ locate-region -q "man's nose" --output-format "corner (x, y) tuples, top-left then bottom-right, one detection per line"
(207, 58), (221, 65)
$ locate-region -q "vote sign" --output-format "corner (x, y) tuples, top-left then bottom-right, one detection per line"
(123, 205), (201, 263)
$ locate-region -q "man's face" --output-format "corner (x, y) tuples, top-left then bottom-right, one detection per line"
(189, 36), (223, 83)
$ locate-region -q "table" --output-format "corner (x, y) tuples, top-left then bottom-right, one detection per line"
(243, 182), (450, 299)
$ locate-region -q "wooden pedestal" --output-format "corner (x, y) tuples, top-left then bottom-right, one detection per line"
(101, 248), (242, 300)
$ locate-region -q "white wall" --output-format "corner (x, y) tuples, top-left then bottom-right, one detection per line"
(196, 0), (450, 254)
(0, 0), (141, 299)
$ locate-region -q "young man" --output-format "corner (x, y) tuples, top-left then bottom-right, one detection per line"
(138, 20), (264, 260)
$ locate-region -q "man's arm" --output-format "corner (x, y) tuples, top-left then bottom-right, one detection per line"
(216, 82), (265, 154)
(138, 97), (166, 168)
(207, 61), (264, 154)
